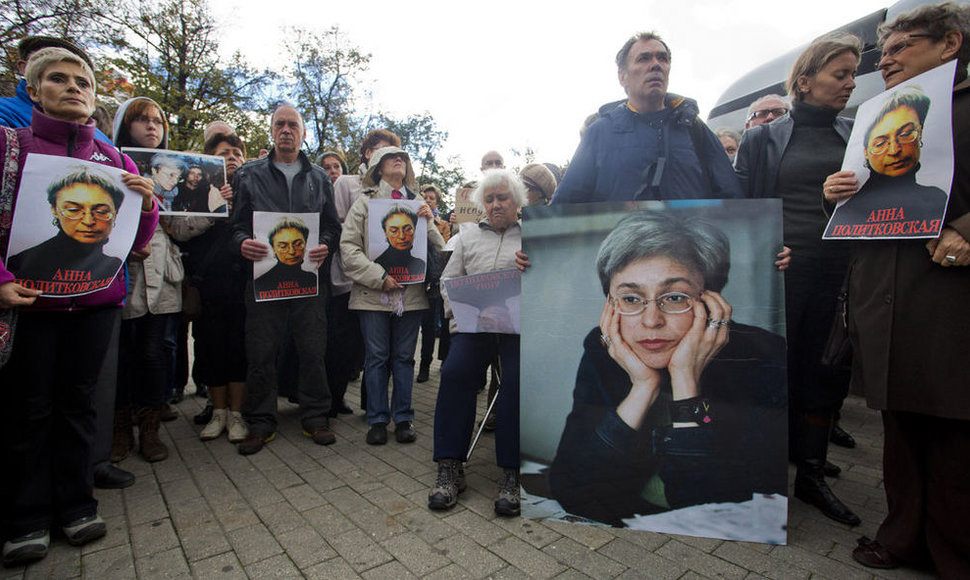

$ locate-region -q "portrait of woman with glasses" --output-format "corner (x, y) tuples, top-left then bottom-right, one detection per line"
(6, 167), (127, 288)
(546, 209), (787, 527)
(825, 84), (949, 235)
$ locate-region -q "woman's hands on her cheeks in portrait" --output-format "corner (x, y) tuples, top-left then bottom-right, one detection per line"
(0, 281), (41, 308)
(122, 173), (156, 212)
(219, 184), (233, 201)
(667, 291), (731, 402)
(823, 171), (859, 204)
(926, 227), (970, 267)
(417, 204), (433, 222)
(514, 250), (530, 272)
(775, 246), (791, 271)
(600, 298), (662, 430)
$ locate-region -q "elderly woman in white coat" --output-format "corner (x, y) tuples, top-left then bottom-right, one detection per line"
(428, 168), (525, 517)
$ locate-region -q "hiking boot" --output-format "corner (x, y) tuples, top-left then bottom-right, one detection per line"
(428, 458), (466, 511)
(227, 411), (249, 443)
(110, 408), (135, 463)
(200, 408), (228, 441)
(2, 530), (49, 567)
(494, 468), (521, 517)
(136, 407), (169, 462)
(238, 431), (275, 455)
(62, 514), (106, 546)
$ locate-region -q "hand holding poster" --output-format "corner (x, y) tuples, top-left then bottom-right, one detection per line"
(252, 211), (319, 302)
(824, 61), (956, 239)
(443, 269), (520, 334)
(5, 154), (143, 297)
(368, 199), (428, 284)
(122, 147), (228, 217)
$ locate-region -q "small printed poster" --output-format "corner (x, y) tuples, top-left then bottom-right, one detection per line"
(453, 186), (483, 224)
(5, 154), (143, 297)
(824, 60), (956, 239)
(252, 211), (319, 302)
(368, 198), (428, 284)
(122, 147), (228, 217)
(443, 269), (521, 334)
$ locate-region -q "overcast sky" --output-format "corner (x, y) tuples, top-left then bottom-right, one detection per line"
(210, 0), (890, 178)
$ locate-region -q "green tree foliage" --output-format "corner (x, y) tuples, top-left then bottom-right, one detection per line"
(104, 0), (273, 150)
(376, 111), (466, 200)
(282, 26), (369, 162)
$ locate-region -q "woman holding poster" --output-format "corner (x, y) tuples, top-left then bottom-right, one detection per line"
(734, 33), (863, 526)
(428, 168), (524, 516)
(340, 146), (444, 447)
(0, 47), (157, 566)
(547, 210), (787, 527)
(822, 4), (970, 575)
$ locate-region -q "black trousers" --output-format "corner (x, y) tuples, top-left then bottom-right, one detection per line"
(1, 308), (116, 537)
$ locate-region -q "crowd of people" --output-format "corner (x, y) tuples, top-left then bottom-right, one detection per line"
(0, 2), (968, 577)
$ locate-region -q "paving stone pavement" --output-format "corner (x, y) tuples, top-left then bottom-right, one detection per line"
(0, 359), (936, 579)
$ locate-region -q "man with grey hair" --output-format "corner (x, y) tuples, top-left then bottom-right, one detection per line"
(745, 94), (790, 130)
(552, 31), (743, 203)
(230, 104), (342, 454)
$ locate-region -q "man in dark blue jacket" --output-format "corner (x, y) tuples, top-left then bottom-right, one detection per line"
(552, 32), (743, 203)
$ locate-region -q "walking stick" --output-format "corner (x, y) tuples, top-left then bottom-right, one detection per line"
(466, 345), (502, 462)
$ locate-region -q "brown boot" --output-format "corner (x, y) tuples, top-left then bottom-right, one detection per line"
(136, 407), (169, 462)
(110, 408), (134, 463)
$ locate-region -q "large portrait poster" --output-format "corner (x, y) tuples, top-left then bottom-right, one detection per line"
(5, 154), (142, 297)
(252, 211), (319, 302)
(520, 199), (790, 545)
(443, 269), (520, 334)
(122, 147), (228, 217)
(824, 60), (956, 239)
(368, 199), (428, 284)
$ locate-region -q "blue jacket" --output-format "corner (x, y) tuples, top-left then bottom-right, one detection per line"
(0, 79), (112, 144)
(552, 95), (743, 203)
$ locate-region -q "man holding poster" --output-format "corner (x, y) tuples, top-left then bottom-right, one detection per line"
(230, 104), (341, 455)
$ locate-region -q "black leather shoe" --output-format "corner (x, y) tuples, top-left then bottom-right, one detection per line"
(93, 464), (135, 489)
(794, 469), (861, 526)
(336, 400), (354, 414)
(194, 402), (213, 425)
(366, 423), (388, 445)
(416, 363), (430, 383)
(830, 425), (856, 448)
(394, 421), (417, 443)
(823, 460), (842, 477)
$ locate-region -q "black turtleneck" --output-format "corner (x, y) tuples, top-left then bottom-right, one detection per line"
(776, 100), (850, 253)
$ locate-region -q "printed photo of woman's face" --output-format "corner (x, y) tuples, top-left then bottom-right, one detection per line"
(271, 227), (307, 266)
(52, 183), (116, 244)
(865, 105), (922, 177)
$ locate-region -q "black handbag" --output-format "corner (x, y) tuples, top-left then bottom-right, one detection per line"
(821, 271), (852, 368)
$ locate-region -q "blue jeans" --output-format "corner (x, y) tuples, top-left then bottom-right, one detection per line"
(358, 310), (423, 426)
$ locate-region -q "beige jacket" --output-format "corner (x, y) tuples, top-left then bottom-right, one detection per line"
(340, 182), (445, 312)
(122, 220), (184, 319)
(441, 219), (521, 334)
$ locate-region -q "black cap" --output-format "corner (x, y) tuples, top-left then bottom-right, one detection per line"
(17, 36), (95, 71)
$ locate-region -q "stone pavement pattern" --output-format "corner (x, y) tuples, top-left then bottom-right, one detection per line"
(1, 360), (935, 579)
